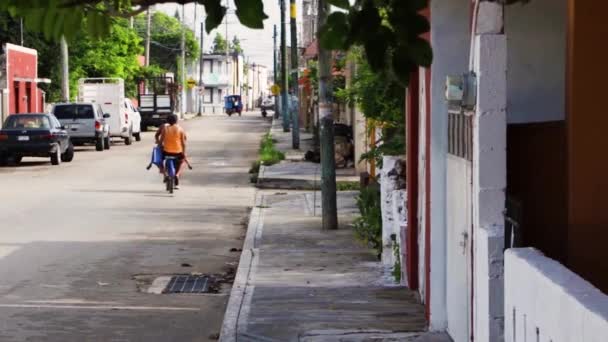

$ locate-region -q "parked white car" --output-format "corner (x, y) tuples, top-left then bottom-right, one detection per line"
(124, 98), (142, 142)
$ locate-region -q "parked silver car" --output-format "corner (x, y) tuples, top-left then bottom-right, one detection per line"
(51, 103), (111, 151)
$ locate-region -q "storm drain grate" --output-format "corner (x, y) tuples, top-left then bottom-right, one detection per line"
(163, 275), (213, 294)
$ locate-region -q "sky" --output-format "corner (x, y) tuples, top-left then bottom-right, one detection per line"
(155, 0), (303, 70)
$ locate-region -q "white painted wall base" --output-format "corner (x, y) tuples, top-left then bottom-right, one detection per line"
(505, 248), (608, 342)
(380, 156), (406, 268)
(391, 189), (407, 286)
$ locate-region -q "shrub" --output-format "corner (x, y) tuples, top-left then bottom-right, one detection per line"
(353, 183), (382, 258)
(259, 133), (285, 166)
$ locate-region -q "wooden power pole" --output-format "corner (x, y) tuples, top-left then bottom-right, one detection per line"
(290, 0), (300, 149)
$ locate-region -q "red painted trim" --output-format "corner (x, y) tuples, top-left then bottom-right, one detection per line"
(406, 70), (420, 291)
(419, 6), (432, 323)
(424, 66), (432, 323)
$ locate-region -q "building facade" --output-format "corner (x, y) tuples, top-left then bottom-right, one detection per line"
(0, 44), (49, 122)
(401, 1), (608, 341)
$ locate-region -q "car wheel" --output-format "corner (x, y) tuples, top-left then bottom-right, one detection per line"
(61, 142), (74, 162)
(104, 135), (111, 150)
(50, 146), (61, 165)
(124, 130), (133, 146)
(11, 155), (22, 165)
(134, 132), (142, 142)
(96, 136), (104, 151)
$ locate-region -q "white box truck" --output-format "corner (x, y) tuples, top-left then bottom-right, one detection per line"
(78, 78), (135, 145)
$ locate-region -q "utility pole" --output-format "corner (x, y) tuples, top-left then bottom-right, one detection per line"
(180, 4), (186, 116)
(317, 0), (337, 230)
(198, 21), (204, 116)
(145, 8), (151, 66)
(60, 36), (70, 102)
(20, 18), (24, 46)
(273, 24), (279, 119)
(289, 0), (300, 149)
(280, 0), (289, 132)
(225, 2), (230, 97)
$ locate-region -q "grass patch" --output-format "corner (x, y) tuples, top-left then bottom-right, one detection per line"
(259, 133), (285, 166)
(353, 182), (382, 259)
(336, 181), (360, 191)
(250, 133), (285, 183)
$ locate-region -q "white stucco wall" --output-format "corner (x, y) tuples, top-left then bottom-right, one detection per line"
(505, 248), (608, 342)
(505, 0), (567, 124)
(428, 0), (471, 332)
(417, 66), (428, 307)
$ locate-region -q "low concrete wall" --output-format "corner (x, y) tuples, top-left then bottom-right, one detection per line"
(391, 189), (407, 286)
(380, 156), (406, 268)
(505, 248), (608, 342)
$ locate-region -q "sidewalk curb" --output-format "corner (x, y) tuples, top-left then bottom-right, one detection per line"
(219, 192), (264, 342)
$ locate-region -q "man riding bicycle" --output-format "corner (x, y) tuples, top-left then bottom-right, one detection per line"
(156, 114), (187, 189)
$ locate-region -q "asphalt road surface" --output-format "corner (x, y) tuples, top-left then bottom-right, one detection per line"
(0, 113), (270, 341)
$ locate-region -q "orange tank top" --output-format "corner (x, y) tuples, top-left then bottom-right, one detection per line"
(162, 125), (184, 153)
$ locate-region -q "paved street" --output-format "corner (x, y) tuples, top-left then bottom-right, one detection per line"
(0, 113), (269, 341)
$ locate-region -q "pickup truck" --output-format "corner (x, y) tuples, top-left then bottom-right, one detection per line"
(137, 76), (177, 131)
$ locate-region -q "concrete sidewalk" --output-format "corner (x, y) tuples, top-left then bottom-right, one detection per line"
(257, 119), (359, 190)
(219, 118), (451, 342)
(220, 191), (447, 342)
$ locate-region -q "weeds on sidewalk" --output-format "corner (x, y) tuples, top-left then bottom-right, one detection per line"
(249, 133), (286, 183)
(336, 181), (360, 191)
(353, 182), (382, 259)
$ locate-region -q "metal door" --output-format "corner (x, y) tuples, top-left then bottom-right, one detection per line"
(446, 113), (473, 342)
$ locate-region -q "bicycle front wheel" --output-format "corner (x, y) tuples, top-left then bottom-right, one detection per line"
(167, 176), (174, 194)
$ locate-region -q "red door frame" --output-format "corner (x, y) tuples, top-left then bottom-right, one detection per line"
(406, 6), (432, 321)
(406, 71), (420, 291)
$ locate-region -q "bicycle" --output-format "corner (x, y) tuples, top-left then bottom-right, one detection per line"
(163, 156), (193, 194)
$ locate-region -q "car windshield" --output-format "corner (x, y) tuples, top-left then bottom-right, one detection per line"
(3, 115), (50, 130)
(53, 104), (95, 119)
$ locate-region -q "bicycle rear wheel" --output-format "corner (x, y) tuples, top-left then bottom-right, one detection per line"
(167, 176), (174, 194)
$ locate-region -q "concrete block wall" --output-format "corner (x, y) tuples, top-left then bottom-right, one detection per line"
(505, 248), (608, 342)
(472, 32), (507, 342)
(379, 156), (406, 268)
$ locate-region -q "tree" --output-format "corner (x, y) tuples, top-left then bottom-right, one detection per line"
(133, 12), (199, 73)
(231, 36), (243, 55)
(68, 18), (144, 98)
(0, 0), (268, 41)
(211, 33), (227, 54)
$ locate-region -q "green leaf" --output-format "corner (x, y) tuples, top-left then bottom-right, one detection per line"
(327, 0), (350, 10)
(234, 0), (268, 29)
(43, 6), (59, 41)
(203, 0), (227, 33)
(408, 37), (433, 67)
(391, 45), (413, 87)
(62, 8), (84, 42)
(319, 12), (349, 50)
